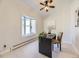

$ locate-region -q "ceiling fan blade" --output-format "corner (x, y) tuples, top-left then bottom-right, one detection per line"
(49, 6), (55, 8)
(40, 7), (45, 11)
(40, 3), (44, 6)
(44, 0), (48, 5)
(48, 0), (53, 3)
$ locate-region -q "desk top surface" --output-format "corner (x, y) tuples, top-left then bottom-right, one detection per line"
(46, 34), (56, 39)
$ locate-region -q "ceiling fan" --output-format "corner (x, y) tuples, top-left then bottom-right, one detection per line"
(40, 0), (55, 12)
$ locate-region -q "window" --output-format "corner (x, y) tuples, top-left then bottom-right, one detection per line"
(21, 16), (36, 36)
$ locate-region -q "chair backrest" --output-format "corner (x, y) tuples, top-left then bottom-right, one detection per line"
(57, 32), (63, 42)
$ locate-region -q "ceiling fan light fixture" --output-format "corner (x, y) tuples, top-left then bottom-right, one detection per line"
(40, 0), (55, 12)
(45, 7), (48, 10)
(45, 7), (49, 12)
(46, 9), (48, 12)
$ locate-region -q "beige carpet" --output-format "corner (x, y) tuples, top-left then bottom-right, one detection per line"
(1, 40), (79, 58)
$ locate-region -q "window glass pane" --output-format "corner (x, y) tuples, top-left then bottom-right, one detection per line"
(31, 20), (36, 34)
(25, 19), (30, 35)
(26, 19), (30, 25)
(21, 16), (36, 37)
(22, 19), (24, 36)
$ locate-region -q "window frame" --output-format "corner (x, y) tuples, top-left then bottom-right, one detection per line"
(21, 16), (36, 37)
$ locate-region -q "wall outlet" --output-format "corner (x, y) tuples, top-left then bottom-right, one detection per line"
(3, 45), (7, 48)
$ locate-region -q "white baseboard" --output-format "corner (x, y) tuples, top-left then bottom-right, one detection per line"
(62, 41), (72, 45)
(0, 48), (10, 55)
(12, 36), (37, 50)
(0, 36), (37, 56)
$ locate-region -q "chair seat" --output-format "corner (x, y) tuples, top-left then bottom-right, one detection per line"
(52, 39), (60, 44)
(52, 32), (63, 51)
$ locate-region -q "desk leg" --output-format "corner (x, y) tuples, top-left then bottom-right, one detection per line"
(60, 43), (61, 51)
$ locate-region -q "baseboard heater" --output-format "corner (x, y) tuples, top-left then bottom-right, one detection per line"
(11, 37), (37, 51)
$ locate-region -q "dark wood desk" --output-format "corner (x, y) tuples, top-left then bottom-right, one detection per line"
(39, 34), (56, 58)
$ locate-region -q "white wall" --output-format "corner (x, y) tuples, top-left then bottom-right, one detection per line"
(70, 0), (79, 54)
(44, 0), (73, 44)
(0, 0), (43, 52)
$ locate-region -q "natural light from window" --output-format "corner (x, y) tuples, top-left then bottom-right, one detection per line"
(21, 16), (36, 37)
